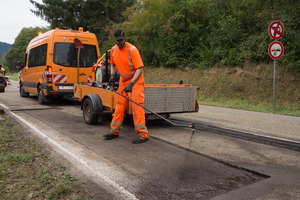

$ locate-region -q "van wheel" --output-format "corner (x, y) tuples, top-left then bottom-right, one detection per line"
(83, 98), (99, 125)
(38, 86), (50, 105)
(20, 84), (29, 97)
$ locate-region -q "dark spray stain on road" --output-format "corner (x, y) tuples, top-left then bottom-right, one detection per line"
(135, 132), (264, 200)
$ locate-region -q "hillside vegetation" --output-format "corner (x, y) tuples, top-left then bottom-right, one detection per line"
(0, 42), (11, 58)
(144, 65), (300, 116)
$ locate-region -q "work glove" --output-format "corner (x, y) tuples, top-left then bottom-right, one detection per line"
(109, 74), (115, 84)
(122, 82), (134, 92)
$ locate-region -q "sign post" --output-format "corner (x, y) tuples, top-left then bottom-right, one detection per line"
(268, 21), (284, 111)
(273, 60), (276, 110)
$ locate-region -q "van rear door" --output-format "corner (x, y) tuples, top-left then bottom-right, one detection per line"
(51, 31), (98, 91)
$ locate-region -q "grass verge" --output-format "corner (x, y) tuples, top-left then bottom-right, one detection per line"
(0, 115), (93, 200)
(8, 73), (19, 81)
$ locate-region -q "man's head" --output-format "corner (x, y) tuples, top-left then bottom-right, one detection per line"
(114, 29), (126, 49)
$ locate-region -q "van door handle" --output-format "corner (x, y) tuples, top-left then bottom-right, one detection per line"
(79, 73), (86, 76)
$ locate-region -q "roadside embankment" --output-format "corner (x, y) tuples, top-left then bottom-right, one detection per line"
(144, 65), (300, 116)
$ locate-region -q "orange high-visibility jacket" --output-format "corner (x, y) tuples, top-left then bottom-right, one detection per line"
(111, 42), (144, 81)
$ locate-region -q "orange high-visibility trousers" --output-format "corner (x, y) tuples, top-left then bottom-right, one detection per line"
(110, 78), (148, 138)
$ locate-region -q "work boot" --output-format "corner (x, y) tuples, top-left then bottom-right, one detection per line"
(132, 136), (148, 144)
(103, 132), (119, 140)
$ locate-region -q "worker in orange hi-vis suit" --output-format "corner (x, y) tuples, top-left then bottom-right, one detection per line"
(103, 29), (149, 144)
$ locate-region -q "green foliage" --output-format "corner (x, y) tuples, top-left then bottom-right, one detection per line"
(0, 54), (6, 68)
(5, 27), (50, 73)
(123, 0), (210, 68)
(9, 73), (19, 81)
(30, 0), (136, 51)
(121, 0), (300, 71)
(5, 0), (300, 72)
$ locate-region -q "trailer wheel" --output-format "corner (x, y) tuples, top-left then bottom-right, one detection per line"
(20, 84), (29, 97)
(83, 98), (99, 124)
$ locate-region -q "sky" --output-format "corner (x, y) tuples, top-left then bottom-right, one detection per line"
(0, 0), (50, 44)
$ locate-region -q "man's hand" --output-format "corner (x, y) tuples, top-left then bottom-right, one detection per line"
(109, 74), (115, 84)
(122, 82), (134, 92)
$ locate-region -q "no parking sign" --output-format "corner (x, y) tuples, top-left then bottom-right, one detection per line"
(269, 21), (284, 40)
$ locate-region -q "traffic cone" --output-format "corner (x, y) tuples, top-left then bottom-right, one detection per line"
(7, 77), (11, 85)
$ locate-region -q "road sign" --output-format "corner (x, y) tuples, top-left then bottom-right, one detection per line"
(269, 21), (284, 40)
(269, 41), (284, 60)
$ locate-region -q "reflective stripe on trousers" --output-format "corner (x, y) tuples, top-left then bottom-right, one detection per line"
(110, 79), (148, 138)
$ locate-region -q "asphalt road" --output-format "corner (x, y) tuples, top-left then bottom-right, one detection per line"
(1, 80), (300, 200)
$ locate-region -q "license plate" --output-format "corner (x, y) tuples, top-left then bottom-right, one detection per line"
(57, 86), (73, 90)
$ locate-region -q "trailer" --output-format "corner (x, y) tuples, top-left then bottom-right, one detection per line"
(74, 82), (198, 125)
(70, 43), (198, 125)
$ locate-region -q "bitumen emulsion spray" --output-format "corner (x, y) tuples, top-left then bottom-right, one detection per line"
(177, 123), (198, 180)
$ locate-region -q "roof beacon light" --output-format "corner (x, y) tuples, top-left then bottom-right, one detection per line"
(79, 27), (83, 32)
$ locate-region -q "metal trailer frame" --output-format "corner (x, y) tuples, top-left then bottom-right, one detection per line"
(74, 83), (198, 125)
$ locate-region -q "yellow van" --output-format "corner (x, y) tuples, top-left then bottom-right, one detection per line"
(18, 28), (100, 104)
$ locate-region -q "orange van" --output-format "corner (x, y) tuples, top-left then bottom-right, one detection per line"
(18, 28), (100, 104)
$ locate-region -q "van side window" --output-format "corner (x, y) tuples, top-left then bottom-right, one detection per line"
(54, 43), (97, 68)
(28, 44), (48, 68)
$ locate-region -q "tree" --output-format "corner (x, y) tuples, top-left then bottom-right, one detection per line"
(5, 27), (49, 73)
(123, 0), (210, 67)
(29, 0), (136, 50)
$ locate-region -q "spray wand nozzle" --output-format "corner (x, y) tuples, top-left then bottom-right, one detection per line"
(188, 123), (196, 135)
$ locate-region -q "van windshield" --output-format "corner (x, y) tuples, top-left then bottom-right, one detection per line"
(53, 43), (97, 68)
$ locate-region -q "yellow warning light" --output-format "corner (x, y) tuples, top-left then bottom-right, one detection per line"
(38, 32), (43, 36)
(79, 27), (83, 32)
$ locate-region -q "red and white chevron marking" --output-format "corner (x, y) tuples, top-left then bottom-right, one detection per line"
(53, 74), (67, 83)
(88, 75), (92, 82)
(42, 72), (46, 81)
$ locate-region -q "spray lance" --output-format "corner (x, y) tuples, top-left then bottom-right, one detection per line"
(112, 89), (196, 135)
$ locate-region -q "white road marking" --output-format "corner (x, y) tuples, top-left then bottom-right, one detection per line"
(0, 102), (138, 200)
